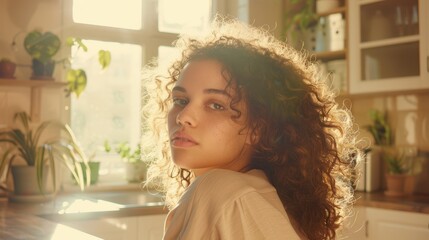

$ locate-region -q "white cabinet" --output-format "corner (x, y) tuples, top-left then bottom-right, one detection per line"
(348, 0), (429, 94)
(366, 207), (429, 240)
(137, 214), (166, 240)
(341, 207), (429, 239)
(63, 214), (167, 240)
(63, 217), (138, 240)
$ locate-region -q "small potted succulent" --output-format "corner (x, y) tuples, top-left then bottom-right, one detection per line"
(0, 58), (17, 79)
(0, 112), (91, 200)
(104, 140), (147, 183)
(382, 146), (418, 197)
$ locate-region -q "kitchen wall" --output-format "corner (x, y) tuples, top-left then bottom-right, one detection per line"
(348, 92), (429, 194)
(0, 0), (68, 126)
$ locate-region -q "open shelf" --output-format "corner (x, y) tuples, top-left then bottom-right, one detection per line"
(312, 49), (346, 61)
(360, 35), (420, 49)
(0, 79), (66, 87)
(0, 79), (67, 121)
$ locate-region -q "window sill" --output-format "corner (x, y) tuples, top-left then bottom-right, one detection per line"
(61, 181), (145, 194)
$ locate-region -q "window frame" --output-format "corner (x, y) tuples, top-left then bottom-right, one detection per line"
(62, 0), (226, 188)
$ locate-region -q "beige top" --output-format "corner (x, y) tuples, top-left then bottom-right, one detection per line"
(163, 169), (301, 240)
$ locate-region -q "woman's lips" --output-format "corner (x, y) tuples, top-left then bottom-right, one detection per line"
(171, 132), (198, 147)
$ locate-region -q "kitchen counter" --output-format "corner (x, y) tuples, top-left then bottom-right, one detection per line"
(1, 190), (428, 239)
(355, 191), (429, 214)
(0, 190), (167, 240)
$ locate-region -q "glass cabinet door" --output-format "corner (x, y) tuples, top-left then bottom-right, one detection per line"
(348, 0), (428, 94)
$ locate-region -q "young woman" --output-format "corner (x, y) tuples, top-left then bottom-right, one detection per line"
(142, 17), (361, 240)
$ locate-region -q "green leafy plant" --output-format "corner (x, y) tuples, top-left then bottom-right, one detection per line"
(24, 31), (61, 65)
(383, 148), (408, 174)
(64, 37), (111, 97)
(104, 140), (142, 163)
(21, 30), (111, 97)
(364, 109), (392, 146)
(0, 112), (91, 193)
(283, 0), (317, 39)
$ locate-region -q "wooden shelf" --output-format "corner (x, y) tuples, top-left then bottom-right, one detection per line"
(311, 49), (346, 61)
(0, 79), (67, 121)
(0, 79), (66, 88)
(360, 35), (420, 49)
(358, 0), (384, 6)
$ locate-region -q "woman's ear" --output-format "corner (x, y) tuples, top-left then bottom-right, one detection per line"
(245, 127), (260, 145)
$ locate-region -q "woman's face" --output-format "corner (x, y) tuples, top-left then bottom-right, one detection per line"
(168, 59), (253, 176)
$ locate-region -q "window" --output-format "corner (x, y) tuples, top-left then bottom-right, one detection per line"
(64, 0), (216, 186)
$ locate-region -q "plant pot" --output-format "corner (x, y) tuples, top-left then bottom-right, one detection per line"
(125, 161), (147, 183)
(385, 174), (416, 197)
(0, 60), (16, 78)
(11, 165), (54, 195)
(74, 162), (100, 185)
(31, 58), (55, 80)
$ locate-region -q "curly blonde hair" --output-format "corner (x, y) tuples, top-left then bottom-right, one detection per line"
(142, 16), (361, 240)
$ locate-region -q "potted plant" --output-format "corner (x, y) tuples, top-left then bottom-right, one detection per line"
(0, 112), (91, 201)
(104, 140), (147, 183)
(71, 152), (100, 186)
(364, 109), (417, 196)
(364, 109), (392, 147)
(0, 58), (17, 79)
(22, 29), (111, 97)
(23, 30), (61, 80)
(382, 147), (417, 197)
(283, 0), (321, 52)
(284, 0), (317, 33)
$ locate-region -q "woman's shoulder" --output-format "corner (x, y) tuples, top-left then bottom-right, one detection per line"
(186, 169), (276, 205)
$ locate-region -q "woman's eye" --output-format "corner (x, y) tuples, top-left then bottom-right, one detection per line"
(208, 103), (225, 110)
(172, 98), (188, 107)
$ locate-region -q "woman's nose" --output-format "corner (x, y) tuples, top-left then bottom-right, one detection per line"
(176, 105), (197, 127)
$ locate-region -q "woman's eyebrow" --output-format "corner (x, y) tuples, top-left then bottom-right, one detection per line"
(172, 86), (186, 93)
(204, 88), (231, 98)
(172, 86), (231, 98)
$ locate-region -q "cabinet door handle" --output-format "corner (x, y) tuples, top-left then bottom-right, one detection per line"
(427, 56), (429, 72)
(365, 220), (369, 238)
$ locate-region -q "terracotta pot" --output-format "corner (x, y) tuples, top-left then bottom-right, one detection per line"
(384, 174), (416, 197)
(0, 60), (16, 78)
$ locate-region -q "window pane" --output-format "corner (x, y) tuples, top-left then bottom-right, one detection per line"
(158, 0), (211, 33)
(73, 0), (142, 30)
(158, 46), (180, 66)
(70, 40), (142, 178)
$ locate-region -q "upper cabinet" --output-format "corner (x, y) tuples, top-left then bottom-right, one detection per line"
(348, 0), (428, 94)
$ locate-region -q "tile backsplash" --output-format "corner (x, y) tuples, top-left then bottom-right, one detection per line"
(348, 92), (429, 194)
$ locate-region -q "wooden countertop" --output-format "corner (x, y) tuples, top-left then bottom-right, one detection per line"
(0, 190), (167, 240)
(0, 208), (102, 240)
(355, 191), (429, 214)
